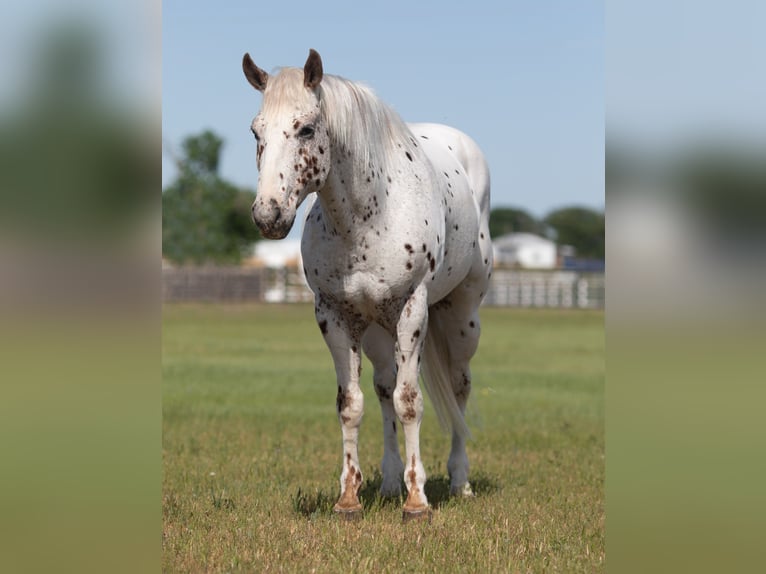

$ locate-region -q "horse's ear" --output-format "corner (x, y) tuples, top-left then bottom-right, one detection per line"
(303, 49), (323, 89)
(243, 53), (268, 92)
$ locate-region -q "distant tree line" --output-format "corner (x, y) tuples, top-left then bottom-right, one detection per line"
(489, 206), (605, 260)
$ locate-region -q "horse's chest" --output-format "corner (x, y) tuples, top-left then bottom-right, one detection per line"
(302, 222), (434, 322)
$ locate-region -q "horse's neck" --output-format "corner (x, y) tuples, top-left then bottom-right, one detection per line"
(316, 148), (388, 238)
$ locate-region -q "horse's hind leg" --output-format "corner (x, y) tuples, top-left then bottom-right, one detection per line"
(362, 323), (404, 497)
(433, 293), (483, 496)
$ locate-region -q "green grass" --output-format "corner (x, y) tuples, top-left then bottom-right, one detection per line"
(163, 304), (604, 572)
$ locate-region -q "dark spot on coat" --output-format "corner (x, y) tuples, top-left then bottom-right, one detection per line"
(429, 258), (435, 272)
(406, 262), (412, 270)
(318, 320), (328, 334)
(336, 386), (347, 413)
(405, 151), (413, 161)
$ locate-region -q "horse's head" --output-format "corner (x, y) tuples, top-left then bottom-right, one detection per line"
(242, 49), (331, 239)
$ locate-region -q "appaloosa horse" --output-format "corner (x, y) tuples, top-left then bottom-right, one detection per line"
(242, 49), (493, 520)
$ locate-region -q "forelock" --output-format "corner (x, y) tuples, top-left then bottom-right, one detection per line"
(261, 68), (317, 117)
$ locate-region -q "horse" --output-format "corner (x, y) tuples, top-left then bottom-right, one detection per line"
(242, 49), (493, 521)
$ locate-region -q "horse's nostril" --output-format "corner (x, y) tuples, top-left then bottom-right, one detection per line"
(274, 206), (282, 223)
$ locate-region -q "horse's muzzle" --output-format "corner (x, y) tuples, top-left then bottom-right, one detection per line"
(251, 198), (294, 239)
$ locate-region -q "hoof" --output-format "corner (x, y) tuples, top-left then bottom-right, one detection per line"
(334, 506), (363, 521)
(402, 507), (432, 524)
(451, 483), (475, 498)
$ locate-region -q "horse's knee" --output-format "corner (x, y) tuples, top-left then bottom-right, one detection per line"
(450, 368), (472, 403)
(337, 385), (364, 426)
(372, 369), (396, 402)
(393, 380), (423, 424)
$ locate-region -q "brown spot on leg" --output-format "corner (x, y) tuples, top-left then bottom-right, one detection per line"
(334, 454), (363, 516)
(398, 382), (419, 422)
(402, 454), (429, 520)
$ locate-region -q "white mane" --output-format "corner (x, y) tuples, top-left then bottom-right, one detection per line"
(318, 74), (416, 174)
(264, 68), (417, 176)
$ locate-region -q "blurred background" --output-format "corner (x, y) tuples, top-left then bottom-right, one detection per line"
(607, 2), (766, 573)
(0, 1), (158, 572)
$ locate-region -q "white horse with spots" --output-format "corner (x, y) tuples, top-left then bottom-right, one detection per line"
(243, 50), (493, 521)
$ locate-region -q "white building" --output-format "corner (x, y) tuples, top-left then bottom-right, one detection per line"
(492, 232), (557, 269)
(251, 238), (303, 269)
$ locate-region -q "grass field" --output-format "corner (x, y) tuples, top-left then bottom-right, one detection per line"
(162, 304), (604, 572)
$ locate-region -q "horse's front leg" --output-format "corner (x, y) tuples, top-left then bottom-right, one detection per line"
(315, 300), (366, 518)
(392, 284), (431, 521)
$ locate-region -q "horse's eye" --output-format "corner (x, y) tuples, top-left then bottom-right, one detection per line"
(298, 125), (315, 139)
(251, 127), (260, 141)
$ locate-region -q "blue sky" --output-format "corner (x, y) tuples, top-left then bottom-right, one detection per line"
(162, 0), (604, 218)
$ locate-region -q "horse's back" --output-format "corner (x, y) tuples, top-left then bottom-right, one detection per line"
(407, 123), (491, 221)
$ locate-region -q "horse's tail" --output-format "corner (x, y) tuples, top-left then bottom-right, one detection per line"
(420, 309), (471, 440)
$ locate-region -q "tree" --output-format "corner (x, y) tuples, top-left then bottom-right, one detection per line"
(162, 131), (260, 264)
(543, 206), (604, 259)
(488, 207), (546, 238)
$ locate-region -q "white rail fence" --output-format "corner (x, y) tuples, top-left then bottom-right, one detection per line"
(163, 266), (604, 309)
(483, 269), (605, 309)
